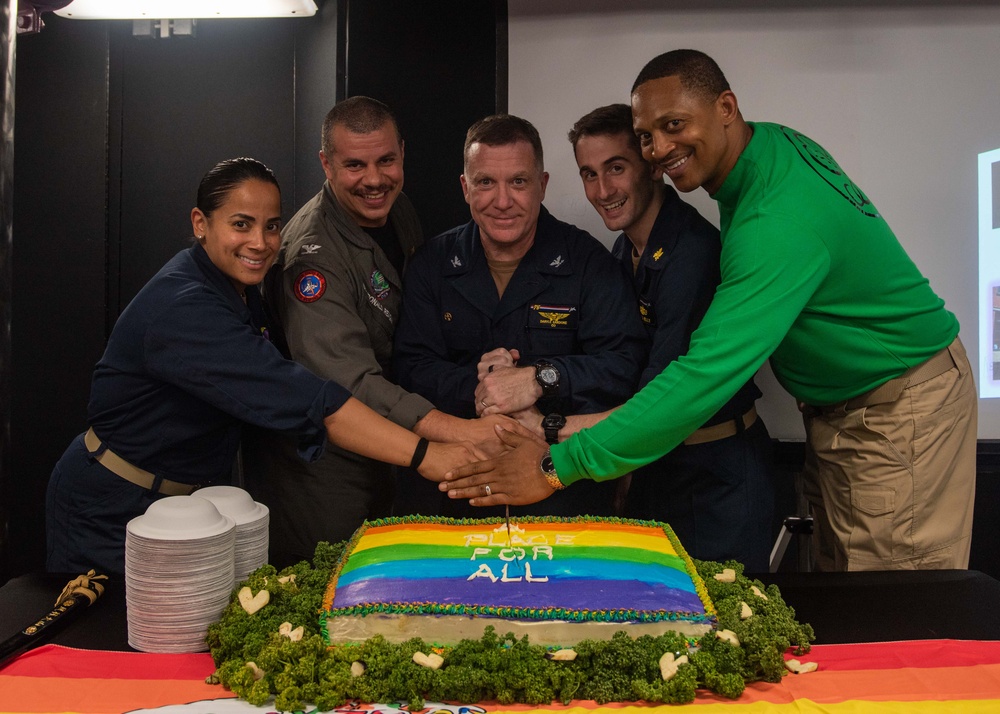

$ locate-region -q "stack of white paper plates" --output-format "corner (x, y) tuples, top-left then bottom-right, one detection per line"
(195, 486), (270, 582)
(125, 496), (236, 653)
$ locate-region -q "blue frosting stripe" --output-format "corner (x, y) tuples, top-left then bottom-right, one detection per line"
(332, 576), (707, 615)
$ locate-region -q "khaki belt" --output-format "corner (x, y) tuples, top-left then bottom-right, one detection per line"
(814, 343), (958, 414)
(684, 406), (757, 446)
(84, 428), (196, 496)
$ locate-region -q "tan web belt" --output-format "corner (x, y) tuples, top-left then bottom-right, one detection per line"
(84, 428), (196, 496)
(813, 343), (958, 414)
(684, 406), (758, 446)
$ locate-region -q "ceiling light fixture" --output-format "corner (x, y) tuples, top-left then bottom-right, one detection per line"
(54, 0), (318, 20)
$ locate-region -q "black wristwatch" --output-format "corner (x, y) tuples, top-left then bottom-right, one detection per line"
(541, 413), (566, 445)
(534, 360), (560, 395)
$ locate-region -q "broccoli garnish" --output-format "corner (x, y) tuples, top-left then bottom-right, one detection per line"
(206, 542), (814, 710)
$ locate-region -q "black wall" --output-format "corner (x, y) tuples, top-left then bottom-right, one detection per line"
(0, 0), (15, 587)
(8, 14), (111, 582)
(3, 0), (504, 582)
(337, 0), (507, 237)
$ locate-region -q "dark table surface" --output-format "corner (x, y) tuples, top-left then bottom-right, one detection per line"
(2, 569), (1000, 656)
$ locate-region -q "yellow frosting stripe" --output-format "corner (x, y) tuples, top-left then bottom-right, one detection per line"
(352, 521), (678, 555)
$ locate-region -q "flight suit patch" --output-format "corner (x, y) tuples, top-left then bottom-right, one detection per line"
(294, 270), (326, 303)
(370, 269), (391, 300)
(529, 304), (577, 329)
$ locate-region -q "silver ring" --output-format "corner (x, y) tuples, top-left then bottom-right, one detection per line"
(481, 399), (489, 409)
(483, 483), (492, 497)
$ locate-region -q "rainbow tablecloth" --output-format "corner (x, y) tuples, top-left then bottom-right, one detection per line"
(3, 640), (1000, 713)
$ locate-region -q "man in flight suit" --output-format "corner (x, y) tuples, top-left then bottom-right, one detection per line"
(255, 97), (509, 565)
(393, 113), (647, 518)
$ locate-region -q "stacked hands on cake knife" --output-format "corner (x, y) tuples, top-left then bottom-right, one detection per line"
(207, 516), (814, 711)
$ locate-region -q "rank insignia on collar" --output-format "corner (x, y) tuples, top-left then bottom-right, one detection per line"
(301, 244), (321, 255)
(370, 269), (391, 300)
(294, 270), (326, 303)
(529, 303), (577, 329)
(549, 255), (565, 268)
(451, 255), (463, 268)
(652, 247), (664, 261)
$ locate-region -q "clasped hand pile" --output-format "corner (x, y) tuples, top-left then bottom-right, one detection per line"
(437, 347), (560, 507)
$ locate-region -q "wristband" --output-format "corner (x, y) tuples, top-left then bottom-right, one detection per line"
(409, 438), (430, 470)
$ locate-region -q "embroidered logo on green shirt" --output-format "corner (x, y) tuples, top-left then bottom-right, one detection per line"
(781, 126), (879, 218)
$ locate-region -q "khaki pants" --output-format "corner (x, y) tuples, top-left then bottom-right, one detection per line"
(802, 337), (977, 571)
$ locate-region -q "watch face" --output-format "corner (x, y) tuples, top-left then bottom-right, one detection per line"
(542, 413), (565, 428)
(540, 454), (555, 474)
(538, 366), (559, 386)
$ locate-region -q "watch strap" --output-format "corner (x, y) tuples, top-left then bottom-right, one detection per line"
(540, 451), (566, 491)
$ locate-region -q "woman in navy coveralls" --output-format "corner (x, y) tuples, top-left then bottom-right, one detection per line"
(45, 158), (478, 575)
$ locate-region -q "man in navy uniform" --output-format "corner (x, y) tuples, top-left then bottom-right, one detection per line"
(565, 104), (776, 570)
(393, 114), (646, 518)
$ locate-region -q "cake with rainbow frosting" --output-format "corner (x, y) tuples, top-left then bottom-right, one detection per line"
(322, 516), (716, 647)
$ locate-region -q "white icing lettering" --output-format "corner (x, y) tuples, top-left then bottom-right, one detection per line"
(492, 523), (525, 535)
(498, 547), (525, 562)
(489, 532), (546, 547)
(467, 564), (498, 582)
(525, 562), (548, 582)
(464, 528), (562, 582)
(500, 563), (522, 582)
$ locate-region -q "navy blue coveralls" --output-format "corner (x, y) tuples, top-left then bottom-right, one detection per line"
(46, 243), (350, 575)
(393, 206), (647, 518)
(615, 186), (776, 571)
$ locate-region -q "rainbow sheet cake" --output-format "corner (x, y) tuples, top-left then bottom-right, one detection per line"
(322, 516), (716, 646)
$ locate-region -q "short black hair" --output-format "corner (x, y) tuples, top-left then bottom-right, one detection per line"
(464, 114), (544, 173)
(321, 96), (401, 156)
(196, 157), (279, 216)
(631, 49), (730, 101)
(567, 103), (641, 157)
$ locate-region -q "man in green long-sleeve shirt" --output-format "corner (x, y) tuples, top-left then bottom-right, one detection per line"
(442, 49), (977, 572)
